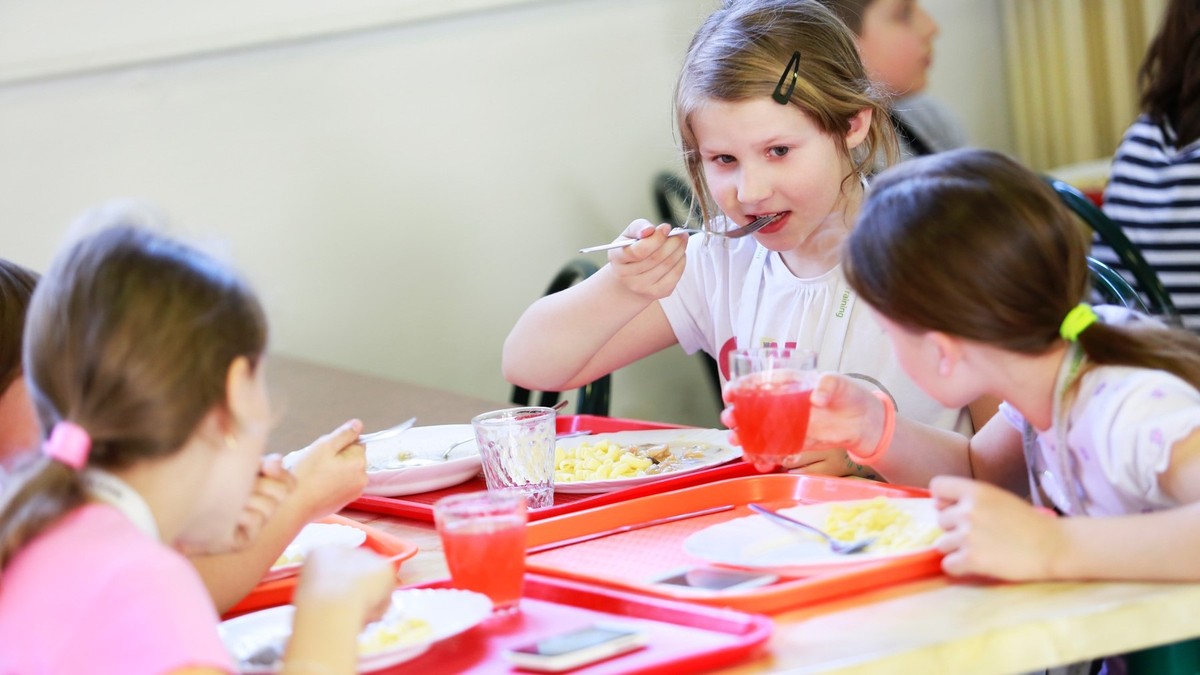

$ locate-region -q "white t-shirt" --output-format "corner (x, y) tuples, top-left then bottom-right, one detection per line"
(1002, 352), (1200, 517)
(660, 233), (973, 435)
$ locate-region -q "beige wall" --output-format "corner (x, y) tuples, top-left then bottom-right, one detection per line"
(0, 0), (1010, 428)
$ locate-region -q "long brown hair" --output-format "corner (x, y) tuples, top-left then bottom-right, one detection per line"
(0, 260), (38, 394)
(844, 148), (1200, 388)
(677, 0), (898, 228)
(1139, 0), (1200, 146)
(0, 223), (267, 570)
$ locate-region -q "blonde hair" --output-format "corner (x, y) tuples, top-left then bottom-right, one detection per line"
(677, 0), (898, 228)
(0, 222), (267, 570)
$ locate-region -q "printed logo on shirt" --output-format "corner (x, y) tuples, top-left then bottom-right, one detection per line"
(835, 289), (850, 318)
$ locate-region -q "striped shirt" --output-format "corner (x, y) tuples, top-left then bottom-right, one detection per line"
(1096, 115), (1200, 331)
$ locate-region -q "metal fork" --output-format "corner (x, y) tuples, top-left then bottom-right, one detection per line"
(357, 416), (417, 445)
(748, 503), (876, 555)
(579, 213), (782, 253)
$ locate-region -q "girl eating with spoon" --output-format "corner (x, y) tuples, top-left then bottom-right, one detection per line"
(0, 223), (394, 674)
(504, 0), (990, 477)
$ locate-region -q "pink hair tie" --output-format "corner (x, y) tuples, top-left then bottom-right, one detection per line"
(45, 421), (92, 470)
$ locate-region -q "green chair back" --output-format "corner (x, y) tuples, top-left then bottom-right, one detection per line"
(1047, 178), (1181, 323)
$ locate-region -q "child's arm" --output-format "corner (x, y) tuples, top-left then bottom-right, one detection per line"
(283, 546), (395, 674)
(503, 221), (687, 391)
(190, 420), (367, 613)
(749, 372), (1027, 489)
(932, 431), (1200, 583)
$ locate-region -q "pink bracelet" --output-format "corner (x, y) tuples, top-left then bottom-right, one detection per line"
(847, 391), (895, 466)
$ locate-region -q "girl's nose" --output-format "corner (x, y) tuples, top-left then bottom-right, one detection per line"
(737, 167), (771, 205)
(918, 4), (939, 39)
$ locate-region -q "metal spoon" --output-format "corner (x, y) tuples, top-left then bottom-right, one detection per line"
(748, 503), (876, 555)
(579, 213), (782, 253)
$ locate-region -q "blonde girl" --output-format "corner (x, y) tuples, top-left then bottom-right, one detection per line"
(505, 0), (985, 476)
(0, 225), (392, 673)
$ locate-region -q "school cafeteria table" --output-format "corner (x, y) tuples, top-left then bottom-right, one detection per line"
(272, 354), (1200, 674)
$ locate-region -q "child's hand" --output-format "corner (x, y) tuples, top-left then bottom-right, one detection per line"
(715, 384), (878, 478)
(607, 219), (688, 300)
(286, 546), (396, 671)
(178, 453), (297, 556)
(720, 372), (882, 477)
(283, 419), (369, 522)
(806, 373), (887, 455)
(293, 546), (395, 624)
(931, 476), (1063, 581)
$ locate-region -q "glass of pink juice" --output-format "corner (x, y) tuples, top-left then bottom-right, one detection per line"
(727, 348), (818, 472)
(433, 490), (527, 613)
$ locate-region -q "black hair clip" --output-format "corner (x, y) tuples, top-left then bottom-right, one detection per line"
(772, 51), (802, 104)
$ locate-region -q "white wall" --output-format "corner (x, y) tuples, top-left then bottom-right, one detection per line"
(0, 0), (1010, 428)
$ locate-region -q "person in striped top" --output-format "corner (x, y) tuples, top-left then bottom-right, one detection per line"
(1096, 0), (1200, 331)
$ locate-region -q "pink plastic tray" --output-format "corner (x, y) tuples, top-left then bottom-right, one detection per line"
(524, 474), (943, 614)
(348, 415), (765, 522)
(395, 573), (772, 674)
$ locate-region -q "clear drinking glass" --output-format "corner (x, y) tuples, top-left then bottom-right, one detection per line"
(727, 347), (819, 472)
(471, 406), (556, 509)
(433, 490), (527, 613)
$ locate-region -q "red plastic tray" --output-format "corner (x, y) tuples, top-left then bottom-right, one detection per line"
(348, 415), (764, 522)
(394, 573), (772, 674)
(523, 474), (943, 615)
(222, 514), (419, 619)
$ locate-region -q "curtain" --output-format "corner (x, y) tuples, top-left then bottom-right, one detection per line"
(1002, 0), (1167, 171)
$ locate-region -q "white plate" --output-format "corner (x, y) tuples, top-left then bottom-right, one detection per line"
(364, 425), (483, 497)
(220, 588), (493, 673)
(553, 429), (740, 494)
(683, 498), (939, 574)
(264, 522), (368, 582)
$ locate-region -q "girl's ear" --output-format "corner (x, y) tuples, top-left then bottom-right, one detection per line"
(928, 331), (962, 377)
(845, 107), (873, 150)
(223, 356), (257, 433)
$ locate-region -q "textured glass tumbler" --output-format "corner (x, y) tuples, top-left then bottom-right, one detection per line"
(434, 489), (527, 613)
(471, 407), (556, 509)
(727, 348), (818, 472)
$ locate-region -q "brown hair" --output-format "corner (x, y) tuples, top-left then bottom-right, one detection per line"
(0, 260), (38, 394)
(813, 0), (872, 34)
(1139, 0), (1200, 147)
(0, 223), (267, 570)
(677, 0), (898, 228)
(844, 148), (1200, 387)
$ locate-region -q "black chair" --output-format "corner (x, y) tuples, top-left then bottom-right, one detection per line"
(510, 258), (611, 417)
(652, 172), (725, 414)
(1046, 178), (1181, 323)
(652, 172), (702, 228)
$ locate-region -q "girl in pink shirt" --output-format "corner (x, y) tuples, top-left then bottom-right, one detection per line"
(0, 222), (394, 674)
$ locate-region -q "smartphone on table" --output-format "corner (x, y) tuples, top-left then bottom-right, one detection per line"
(649, 566), (779, 593)
(504, 623), (647, 672)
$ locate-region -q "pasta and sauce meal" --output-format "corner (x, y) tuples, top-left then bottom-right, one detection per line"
(554, 440), (713, 482)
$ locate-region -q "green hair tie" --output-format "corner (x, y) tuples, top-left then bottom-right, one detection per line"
(1059, 303), (1098, 341)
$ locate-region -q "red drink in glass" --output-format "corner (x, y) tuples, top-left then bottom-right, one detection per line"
(434, 490), (527, 613)
(728, 348), (817, 472)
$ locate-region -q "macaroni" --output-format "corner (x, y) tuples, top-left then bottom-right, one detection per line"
(358, 617), (433, 654)
(555, 440), (655, 482)
(823, 497), (940, 554)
